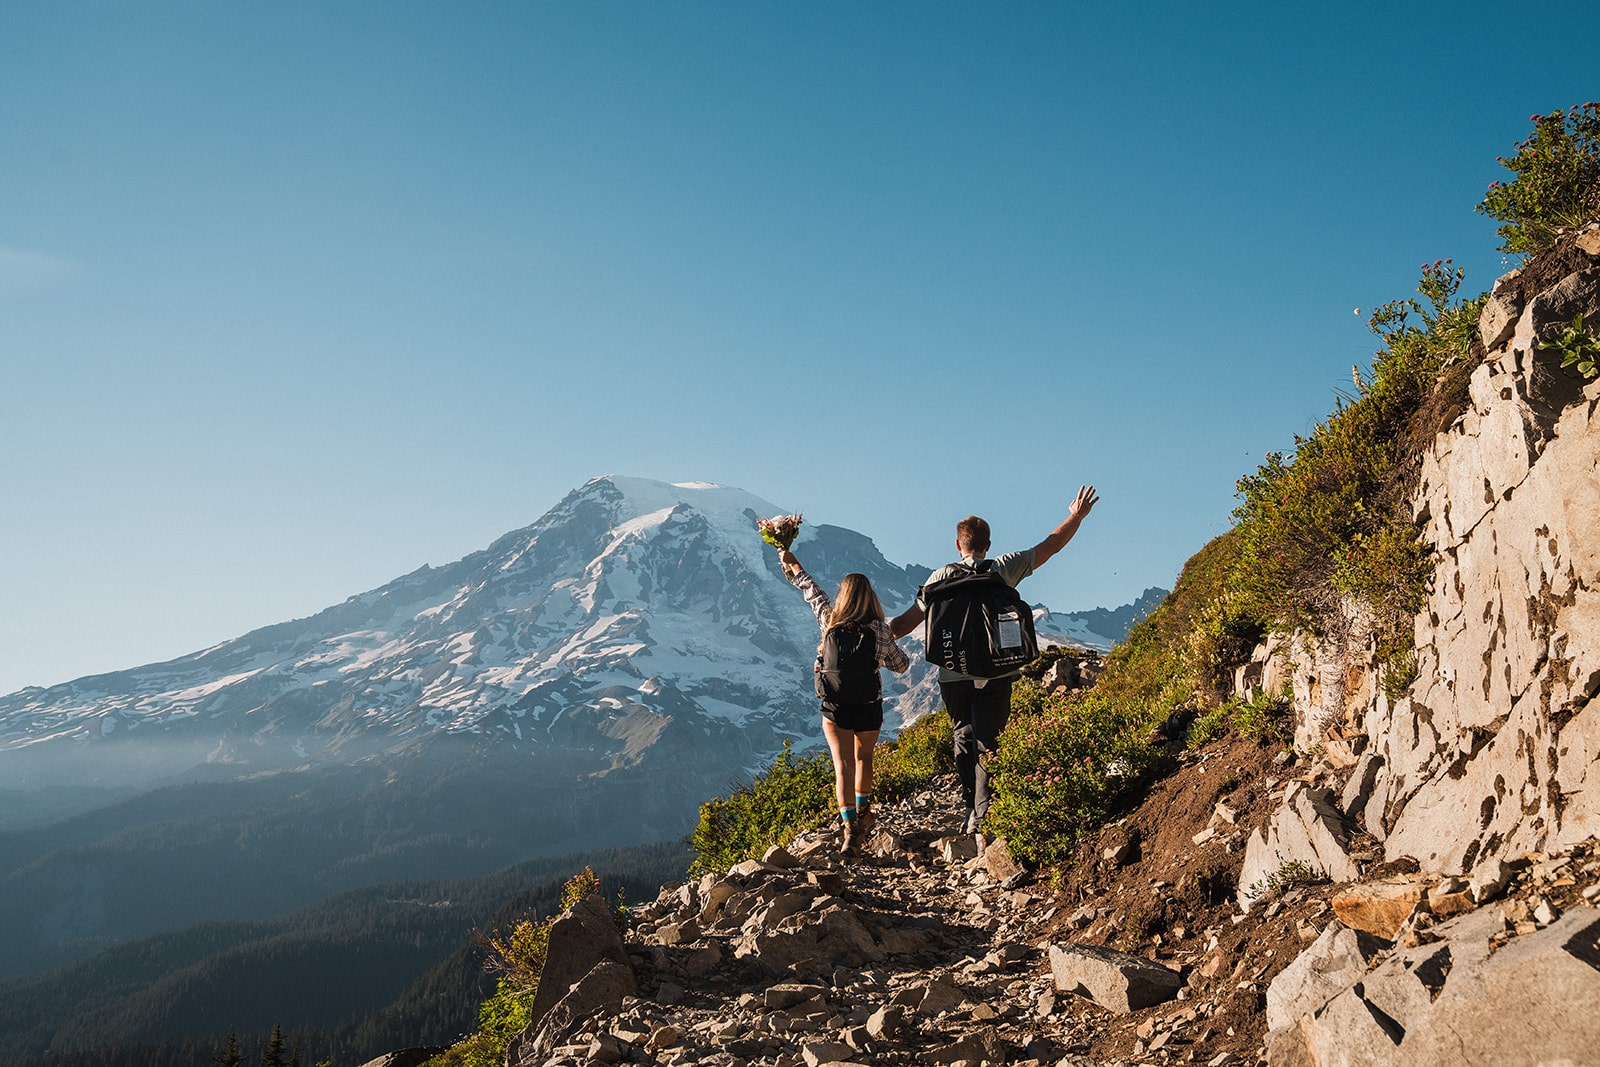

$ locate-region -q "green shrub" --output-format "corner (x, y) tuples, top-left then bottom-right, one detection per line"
(1539, 312), (1600, 379)
(1478, 103), (1600, 256)
(1185, 706), (1229, 750)
(986, 690), (1164, 866)
(1230, 688), (1292, 745)
(875, 710), (956, 802)
(1231, 260), (1483, 683)
(689, 741), (834, 876)
(1094, 532), (1245, 717)
(1244, 859), (1326, 902)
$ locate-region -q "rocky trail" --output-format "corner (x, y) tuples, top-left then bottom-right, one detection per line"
(487, 730), (1600, 1067)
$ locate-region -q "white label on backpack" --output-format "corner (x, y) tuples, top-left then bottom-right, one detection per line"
(997, 611), (1022, 650)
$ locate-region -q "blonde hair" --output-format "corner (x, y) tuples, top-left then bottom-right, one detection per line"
(822, 573), (886, 646)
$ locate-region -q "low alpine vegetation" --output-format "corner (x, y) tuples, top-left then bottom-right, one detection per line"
(689, 712), (957, 874)
(690, 742), (835, 876)
(1228, 688), (1293, 746)
(1539, 312), (1600, 379)
(1231, 257), (1486, 691)
(985, 682), (1164, 867)
(1478, 102), (1600, 256)
(1245, 859), (1327, 903)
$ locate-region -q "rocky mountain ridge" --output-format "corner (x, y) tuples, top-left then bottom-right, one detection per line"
(1226, 221), (1600, 1065)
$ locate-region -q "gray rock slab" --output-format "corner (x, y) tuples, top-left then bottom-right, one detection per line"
(1239, 783), (1362, 911)
(1049, 941), (1183, 1013)
(355, 1050), (449, 1067)
(866, 1003), (906, 1039)
(1266, 923), (1381, 1031)
(984, 837), (1025, 882)
(1351, 942), (1446, 1037)
(922, 1026), (1006, 1064)
(1467, 857), (1513, 904)
(517, 960), (636, 1066)
(765, 981), (828, 1009)
(1396, 908), (1600, 1066)
(1295, 983), (1405, 1067)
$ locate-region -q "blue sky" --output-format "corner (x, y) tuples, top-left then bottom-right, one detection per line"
(2, 2), (1596, 694)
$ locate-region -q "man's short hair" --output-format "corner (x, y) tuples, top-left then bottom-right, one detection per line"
(956, 516), (991, 554)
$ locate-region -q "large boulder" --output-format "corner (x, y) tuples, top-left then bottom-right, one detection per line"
(520, 894), (631, 1042)
(1238, 782), (1362, 910)
(514, 960), (637, 1066)
(356, 1051), (447, 1067)
(1048, 942), (1183, 1013)
(1265, 922), (1383, 1031)
(1395, 907), (1600, 1066)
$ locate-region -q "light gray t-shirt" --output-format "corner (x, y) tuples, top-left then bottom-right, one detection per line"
(918, 549), (1036, 683)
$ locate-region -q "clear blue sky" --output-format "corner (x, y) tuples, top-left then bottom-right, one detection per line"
(2, 2), (1596, 695)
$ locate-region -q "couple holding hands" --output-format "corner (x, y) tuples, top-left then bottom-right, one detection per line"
(774, 486), (1099, 854)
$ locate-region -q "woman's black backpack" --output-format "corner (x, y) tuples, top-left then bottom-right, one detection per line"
(815, 622), (881, 708)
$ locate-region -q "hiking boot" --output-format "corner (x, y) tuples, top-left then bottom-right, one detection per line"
(840, 825), (862, 856)
(857, 809), (877, 837)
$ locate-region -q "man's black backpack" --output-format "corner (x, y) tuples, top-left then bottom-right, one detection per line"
(920, 560), (1039, 678)
(815, 622), (882, 708)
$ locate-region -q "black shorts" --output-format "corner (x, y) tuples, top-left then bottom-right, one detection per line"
(822, 700), (884, 733)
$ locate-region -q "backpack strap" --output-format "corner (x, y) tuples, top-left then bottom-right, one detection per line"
(918, 557), (997, 603)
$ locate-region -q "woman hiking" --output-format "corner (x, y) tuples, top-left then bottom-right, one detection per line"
(777, 545), (910, 855)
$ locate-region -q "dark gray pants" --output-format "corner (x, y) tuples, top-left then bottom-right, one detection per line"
(940, 677), (1014, 821)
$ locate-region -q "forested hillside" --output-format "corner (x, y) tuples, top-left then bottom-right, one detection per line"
(5, 840), (690, 1067)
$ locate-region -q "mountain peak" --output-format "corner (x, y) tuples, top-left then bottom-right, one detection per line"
(583, 475), (786, 531)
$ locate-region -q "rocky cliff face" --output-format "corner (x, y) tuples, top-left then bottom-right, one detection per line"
(1257, 226), (1600, 878)
(1234, 226), (1600, 1063)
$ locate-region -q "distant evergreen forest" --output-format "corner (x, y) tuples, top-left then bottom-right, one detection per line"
(4, 839), (691, 1067)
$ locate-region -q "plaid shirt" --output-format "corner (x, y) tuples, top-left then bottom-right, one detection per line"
(789, 567), (910, 673)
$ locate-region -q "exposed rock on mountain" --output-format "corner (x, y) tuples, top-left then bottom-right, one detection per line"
(1254, 227), (1600, 882)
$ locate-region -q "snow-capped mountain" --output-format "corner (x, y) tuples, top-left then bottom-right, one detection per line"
(0, 475), (1136, 793)
(0, 476), (1160, 979)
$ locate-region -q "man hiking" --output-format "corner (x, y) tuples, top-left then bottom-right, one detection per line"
(891, 486), (1100, 834)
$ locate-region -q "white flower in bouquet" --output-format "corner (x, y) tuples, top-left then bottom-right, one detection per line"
(756, 513), (803, 550)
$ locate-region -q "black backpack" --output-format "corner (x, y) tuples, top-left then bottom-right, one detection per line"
(815, 622), (882, 708)
(919, 560), (1039, 678)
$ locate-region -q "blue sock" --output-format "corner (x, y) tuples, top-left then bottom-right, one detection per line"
(840, 806), (856, 824)
(855, 793), (871, 814)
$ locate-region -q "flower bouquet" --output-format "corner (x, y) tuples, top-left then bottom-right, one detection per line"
(756, 513), (803, 550)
